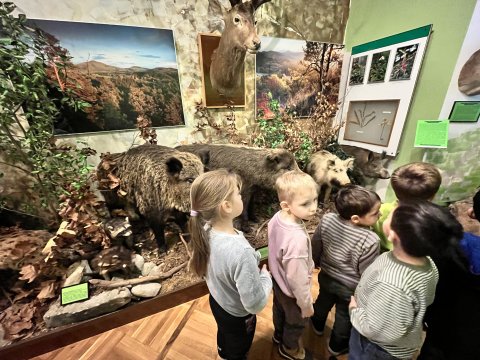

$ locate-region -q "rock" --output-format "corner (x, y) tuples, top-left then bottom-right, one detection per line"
(63, 264), (85, 287)
(43, 288), (132, 328)
(131, 283), (161, 298)
(148, 265), (164, 277)
(133, 254), (145, 272)
(141, 262), (156, 276)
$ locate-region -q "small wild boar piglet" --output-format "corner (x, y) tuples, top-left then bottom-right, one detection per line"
(306, 150), (354, 203)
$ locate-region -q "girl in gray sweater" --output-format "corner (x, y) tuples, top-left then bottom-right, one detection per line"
(189, 169), (272, 360)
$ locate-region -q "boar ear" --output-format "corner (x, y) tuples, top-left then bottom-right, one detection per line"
(166, 157), (183, 176)
(197, 149), (210, 166)
(345, 158), (355, 169)
(381, 151), (387, 159)
(367, 151), (375, 163)
(266, 153), (281, 164)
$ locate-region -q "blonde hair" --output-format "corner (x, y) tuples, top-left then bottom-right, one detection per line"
(188, 169), (242, 277)
(275, 170), (318, 203)
(391, 162), (441, 201)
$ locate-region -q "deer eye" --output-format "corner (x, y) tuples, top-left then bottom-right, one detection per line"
(234, 15), (241, 24)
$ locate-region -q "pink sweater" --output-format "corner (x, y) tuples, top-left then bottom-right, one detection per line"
(268, 211), (314, 313)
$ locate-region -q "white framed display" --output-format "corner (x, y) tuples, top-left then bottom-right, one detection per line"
(338, 25), (432, 156)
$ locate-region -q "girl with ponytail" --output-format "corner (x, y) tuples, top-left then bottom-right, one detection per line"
(188, 169), (272, 360)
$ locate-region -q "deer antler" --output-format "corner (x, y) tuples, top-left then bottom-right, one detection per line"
(252, 0), (272, 10)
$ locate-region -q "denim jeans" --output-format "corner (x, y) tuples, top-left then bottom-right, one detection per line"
(349, 328), (402, 360)
(312, 271), (353, 349)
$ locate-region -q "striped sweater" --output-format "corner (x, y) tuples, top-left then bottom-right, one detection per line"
(350, 252), (439, 359)
(312, 212), (380, 289)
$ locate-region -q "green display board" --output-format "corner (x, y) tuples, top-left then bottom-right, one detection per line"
(61, 283), (90, 306)
(414, 120), (449, 148)
(448, 101), (480, 122)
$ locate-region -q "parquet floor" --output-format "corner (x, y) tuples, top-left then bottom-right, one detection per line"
(32, 270), (348, 360)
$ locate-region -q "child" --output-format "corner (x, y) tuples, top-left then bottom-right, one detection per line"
(268, 170), (318, 360)
(311, 185), (381, 356)
(419, 189), (480, 360)
(349, 200), (462, 360)
(189, 169), (272, 360)
(373, 162), (442, 252)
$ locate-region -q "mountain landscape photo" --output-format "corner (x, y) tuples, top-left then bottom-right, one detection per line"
(27, 19), (185, 134)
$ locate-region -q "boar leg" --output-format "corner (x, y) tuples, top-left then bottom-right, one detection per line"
(240, 190), (253, 232)
(323, 185), (332, 204)
(150, 221), (168, 253)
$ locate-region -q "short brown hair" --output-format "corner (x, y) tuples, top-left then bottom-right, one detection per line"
(335, 185), (381, 220)
(391, 162), (441, 201)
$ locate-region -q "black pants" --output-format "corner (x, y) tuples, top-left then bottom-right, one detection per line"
(312, 271), (353, 350)
(209, 295), (256, 360)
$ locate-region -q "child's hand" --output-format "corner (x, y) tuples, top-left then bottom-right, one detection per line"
(261, 264), (271, 277)
(349, 296), (357, 310)
(301, 305), (314, 318)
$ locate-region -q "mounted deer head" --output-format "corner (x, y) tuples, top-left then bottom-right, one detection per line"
(209, 0), (271, 97)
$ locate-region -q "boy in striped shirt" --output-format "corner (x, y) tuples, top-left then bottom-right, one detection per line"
(311, 185), (381, 356)
(348, 201), (459, 359)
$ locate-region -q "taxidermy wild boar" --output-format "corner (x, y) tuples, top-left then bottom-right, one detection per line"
(458, 49), (480, 96)
(97, 144), (205, 252)
(176, 144), (299, 231)
(341, 145), (390, 185)
(306, 150), (354, 203)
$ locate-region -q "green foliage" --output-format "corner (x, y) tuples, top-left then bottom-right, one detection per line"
(254, 93), (314, 167)
(0, 2), (94, 224)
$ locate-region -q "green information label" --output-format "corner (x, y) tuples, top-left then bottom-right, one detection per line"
(449, 101), (480, 122)
(414, 120), (449, 148)
(61, 283), (90, 305)
(258, 246), (268, 261)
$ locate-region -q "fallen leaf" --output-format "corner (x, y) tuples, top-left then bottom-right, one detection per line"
(37, 281), (57, 300)
(19, 265), (38, 283)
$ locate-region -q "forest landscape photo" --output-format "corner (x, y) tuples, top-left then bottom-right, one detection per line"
(27, 20), (185, 134)
(255, 36), (344, 118)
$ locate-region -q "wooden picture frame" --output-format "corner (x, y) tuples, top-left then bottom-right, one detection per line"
(198, 33), (246, 108)
(344, 99), (400, 147)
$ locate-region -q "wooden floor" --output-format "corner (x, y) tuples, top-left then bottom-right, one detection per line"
(32, 270), (347, 360)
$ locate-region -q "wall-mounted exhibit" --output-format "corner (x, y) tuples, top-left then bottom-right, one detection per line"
(27, 19), (185, 134)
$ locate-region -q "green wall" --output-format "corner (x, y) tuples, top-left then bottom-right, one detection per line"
(344, 0), (477, 200)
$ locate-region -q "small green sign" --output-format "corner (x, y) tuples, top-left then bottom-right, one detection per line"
(414, 120), (449, 148)
(258, 246), (268, 261)
(449, 101), (480, 122)
(61, 282), (90, 306)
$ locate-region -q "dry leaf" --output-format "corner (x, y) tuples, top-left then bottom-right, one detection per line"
(37, 281), (57, 300)
(19, 265), (38, 283)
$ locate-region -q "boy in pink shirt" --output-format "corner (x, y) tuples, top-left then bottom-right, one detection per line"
(268, 170), (318, 360)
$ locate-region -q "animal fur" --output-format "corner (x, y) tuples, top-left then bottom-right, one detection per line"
(306, 150), (354, 203)
(97, 144), (205, 251)
(176, 144), (299, 231)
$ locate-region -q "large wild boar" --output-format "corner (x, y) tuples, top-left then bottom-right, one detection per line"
(306, 150), (354, 203)
(97, 144), (205, 252)
(341, 145), (390, 185)
(176, 144), (299, 231)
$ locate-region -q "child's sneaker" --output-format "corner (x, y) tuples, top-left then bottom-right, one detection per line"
(327, 337), (349, 356)
(278, 344), (306, 360)
(310, 317), (324, 336)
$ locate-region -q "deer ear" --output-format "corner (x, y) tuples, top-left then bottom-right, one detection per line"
(252, 0), (272, 10)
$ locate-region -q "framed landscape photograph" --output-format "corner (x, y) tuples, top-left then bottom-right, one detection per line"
(256, 36), (343, 118)
(368, 50), (390, 83)
(390, 43), (419, 81)
(349, 55), (368, 85)
(344, 99), (400, 146)
(198, 33), (245, 108)
(26, 19), (185, 134)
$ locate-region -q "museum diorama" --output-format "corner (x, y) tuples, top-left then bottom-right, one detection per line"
(0, 0), (479, 358)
